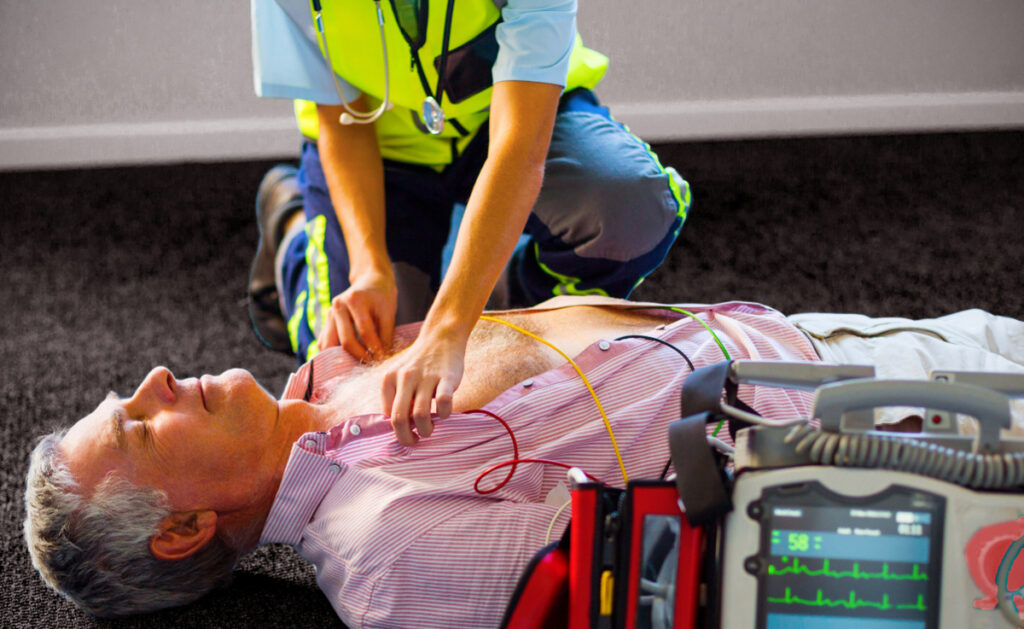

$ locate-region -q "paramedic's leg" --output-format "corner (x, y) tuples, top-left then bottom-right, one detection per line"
(512, 89), (690, 304)
(282, 142), (452, 362)
(788, 310), (1024, 429)
(249, 165), (305, 353)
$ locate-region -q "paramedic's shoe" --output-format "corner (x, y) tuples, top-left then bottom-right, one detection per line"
(248, 165), (303, 354)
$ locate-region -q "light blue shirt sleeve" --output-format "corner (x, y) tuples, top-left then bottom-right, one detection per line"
(251, 0), (360, 104)
(492, 0), (577, 87)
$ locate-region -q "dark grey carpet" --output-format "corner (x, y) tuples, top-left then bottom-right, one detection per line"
(1, 131), (1021, 627)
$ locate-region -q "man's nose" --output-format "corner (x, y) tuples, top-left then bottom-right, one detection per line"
(128, 366), (176, 412)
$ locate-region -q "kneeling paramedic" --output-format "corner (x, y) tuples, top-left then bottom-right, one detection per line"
(247, 0), (691, 426)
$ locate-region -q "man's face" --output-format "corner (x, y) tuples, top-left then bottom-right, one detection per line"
(61, 367), (280, 510)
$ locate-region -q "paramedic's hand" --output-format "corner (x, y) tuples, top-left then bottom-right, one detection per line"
(319, 272), (397, 361)
(381, 327), (467, 445)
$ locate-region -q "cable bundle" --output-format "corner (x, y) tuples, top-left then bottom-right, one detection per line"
(785, 423), (1024, 489)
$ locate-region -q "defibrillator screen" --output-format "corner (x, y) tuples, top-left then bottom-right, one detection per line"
(754, 482), (944, 629)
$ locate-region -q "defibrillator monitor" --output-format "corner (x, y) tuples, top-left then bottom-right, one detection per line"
(751, 481), (945, 629)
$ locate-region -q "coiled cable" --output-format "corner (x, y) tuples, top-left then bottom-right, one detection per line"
(784, 423), (1024, 489)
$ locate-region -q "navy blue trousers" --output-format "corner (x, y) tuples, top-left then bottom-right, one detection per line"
(279, 89), (690, 360)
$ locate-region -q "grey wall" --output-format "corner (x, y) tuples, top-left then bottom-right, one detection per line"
(1, 0), (1022, 169)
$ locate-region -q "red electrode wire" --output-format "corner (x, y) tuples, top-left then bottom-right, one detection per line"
(469, 408), (601, 494)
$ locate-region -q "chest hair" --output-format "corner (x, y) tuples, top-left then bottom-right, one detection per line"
(321, 314), (559, 415)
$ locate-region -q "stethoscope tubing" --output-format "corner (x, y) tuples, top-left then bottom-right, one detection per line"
(316, 0), (391, 125)
(314, 0), (455, 133)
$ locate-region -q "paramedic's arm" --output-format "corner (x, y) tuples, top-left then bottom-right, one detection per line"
(382, 80), (562, 445)
(315, 100), (396, 359)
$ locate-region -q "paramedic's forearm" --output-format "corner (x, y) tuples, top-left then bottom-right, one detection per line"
(316, 103), (389, 279)
(315, 102), (396, 357)
(381, 81), (562, 444)
(427, 81), (562, 341)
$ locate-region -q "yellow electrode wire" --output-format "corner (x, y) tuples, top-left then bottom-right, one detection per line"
(478, 315), (629, 484)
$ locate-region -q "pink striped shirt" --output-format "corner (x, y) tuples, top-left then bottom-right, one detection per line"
(258, 301), (819, 628)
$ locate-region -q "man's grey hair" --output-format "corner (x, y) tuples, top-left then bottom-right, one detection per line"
(23, 431), (239, 617)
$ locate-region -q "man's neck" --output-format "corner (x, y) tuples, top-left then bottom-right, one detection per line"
(236, 398), (339, 552)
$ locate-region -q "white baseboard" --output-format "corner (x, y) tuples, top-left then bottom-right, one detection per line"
(607, 91), (1024, 142)
(1, 91), (1022, 171)
(0, 117), (303, 171)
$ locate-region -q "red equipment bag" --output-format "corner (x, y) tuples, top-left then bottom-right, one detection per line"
(501, 535), (571, 629)
(503, 480), (703, 629)
(570, 481), (704, 629)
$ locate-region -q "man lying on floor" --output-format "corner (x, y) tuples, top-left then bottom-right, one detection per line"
(24, 297), (1024, 627)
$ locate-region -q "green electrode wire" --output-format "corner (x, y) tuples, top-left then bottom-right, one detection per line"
(630, 306), (732, 436)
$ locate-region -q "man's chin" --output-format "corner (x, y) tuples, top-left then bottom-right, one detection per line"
(219, 368), (264, 392)
(206, 369), (275, 413)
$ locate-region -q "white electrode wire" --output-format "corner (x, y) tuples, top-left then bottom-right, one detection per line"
(720, 403), (808, 428)
(317, 1), (391, 125)
(545, 499), (573, 544)
(706, 435), (735, 455)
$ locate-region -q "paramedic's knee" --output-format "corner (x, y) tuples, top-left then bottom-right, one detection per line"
(538, 112), (687, 262)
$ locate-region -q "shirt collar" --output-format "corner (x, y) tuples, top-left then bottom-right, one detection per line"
(258, 431), (347, 546)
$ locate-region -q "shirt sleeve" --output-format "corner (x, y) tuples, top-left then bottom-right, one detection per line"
(492, 0), (577, 87)
(250, 0), (360, 104)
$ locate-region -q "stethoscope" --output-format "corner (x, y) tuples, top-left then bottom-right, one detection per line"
(312, 0), (454, 135)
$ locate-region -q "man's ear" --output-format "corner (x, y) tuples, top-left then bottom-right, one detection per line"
(149, 510), (218, 561)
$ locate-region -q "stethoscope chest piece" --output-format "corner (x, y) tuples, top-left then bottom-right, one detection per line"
(422, 96), (445, 135)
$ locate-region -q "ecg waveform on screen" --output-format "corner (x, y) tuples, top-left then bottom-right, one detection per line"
(768, 557), (928, 581)
(767, 588), (927, 611)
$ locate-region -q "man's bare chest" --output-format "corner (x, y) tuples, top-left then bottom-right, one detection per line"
(453, 307), (673, 410)
(325, 306), (674, 415)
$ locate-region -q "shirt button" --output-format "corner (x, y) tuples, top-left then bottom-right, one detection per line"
(598, 341), (611, 351)
(522, 379), (533, 388)
(304, 438), (317, 448)
(656, 323), (666, 330)
(328, 463), (341, 473)
(350, 424), (362, 436)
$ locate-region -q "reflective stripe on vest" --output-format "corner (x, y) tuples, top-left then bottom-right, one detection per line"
(294, 0), (608, 167)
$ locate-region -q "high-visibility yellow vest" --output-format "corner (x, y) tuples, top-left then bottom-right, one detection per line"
(295, 0), (608, 167)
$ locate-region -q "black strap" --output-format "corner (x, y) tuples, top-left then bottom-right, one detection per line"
(432, 0), (457, 108)
(679, 360), (733, 417)
(679, 360), (761, 442)
(670, 360), (773, 526)
(668, 413), (733, 527)
(303, 361), (315, 402)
